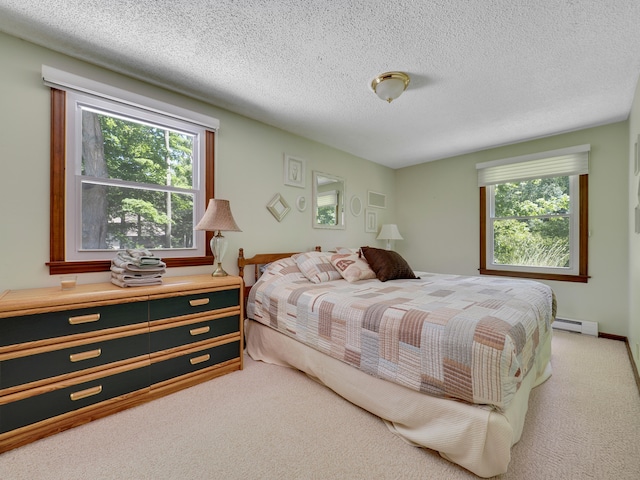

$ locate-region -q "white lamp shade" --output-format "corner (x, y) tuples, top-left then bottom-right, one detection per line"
(377, 224), (403, 250)
(377, 224), (403, 241)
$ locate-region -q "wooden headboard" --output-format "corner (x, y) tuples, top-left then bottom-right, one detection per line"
(238, 246), (321, 311)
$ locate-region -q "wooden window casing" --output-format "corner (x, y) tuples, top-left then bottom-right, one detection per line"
(47, 89), (215, 275)
(479, 174), (589, 283)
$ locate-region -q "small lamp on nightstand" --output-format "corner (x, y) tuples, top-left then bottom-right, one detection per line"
(377, 224), (403, 250)
(195, 199), (242, 276)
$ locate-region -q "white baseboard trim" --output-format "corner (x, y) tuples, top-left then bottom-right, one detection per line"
(552, 317), (598, 336)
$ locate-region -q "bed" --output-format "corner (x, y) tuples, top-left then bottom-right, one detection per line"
(238, 247), (555, 477)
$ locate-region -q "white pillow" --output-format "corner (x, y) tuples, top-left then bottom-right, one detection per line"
(329, 253), (376, 283)
(292, 252), (342, 284)
(335, 247), (361, 254)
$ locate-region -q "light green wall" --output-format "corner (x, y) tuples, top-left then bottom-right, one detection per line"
(628, 77), (640, 371)
(0, 32), (395, 291)
(396, 122), (630, 336)
(2, 31), (637, 342)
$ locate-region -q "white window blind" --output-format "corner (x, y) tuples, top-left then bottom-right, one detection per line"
(476, 144), (590, 186)
(317, 191), (338, 207)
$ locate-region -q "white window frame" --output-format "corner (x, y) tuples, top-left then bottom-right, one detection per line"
(66, 92), (207, 261)
(485, 175), (580, 276)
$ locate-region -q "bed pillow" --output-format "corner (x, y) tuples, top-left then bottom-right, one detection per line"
(335, 247), (361, 255)
(292, 252), (342, 284)
(329, 253), (376, 283)
(360, 246), (419, 282)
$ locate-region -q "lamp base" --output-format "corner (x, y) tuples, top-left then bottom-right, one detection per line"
(209, 233), (229, 276)
(211, 263), (228, 277)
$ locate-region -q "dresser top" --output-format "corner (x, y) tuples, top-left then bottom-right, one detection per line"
(0, 275), (242, 316)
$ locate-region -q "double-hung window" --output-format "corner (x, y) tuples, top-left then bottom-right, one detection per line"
(44, 66), (219, 274)
(478, 145), (589, 283)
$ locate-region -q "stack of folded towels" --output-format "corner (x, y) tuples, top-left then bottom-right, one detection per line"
(111, 248), (166, 287)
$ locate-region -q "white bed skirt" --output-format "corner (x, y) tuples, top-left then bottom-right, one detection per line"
(245, 318), (552, 478)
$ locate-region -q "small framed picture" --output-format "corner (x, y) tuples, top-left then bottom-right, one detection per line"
(350, 195), (363, 216)
(284, 154), (306, 188)
(267, 193), (291, 222)
(296, 195), (307, 212)
(367, 190), (386, 208)
(365, 209), (378, 233)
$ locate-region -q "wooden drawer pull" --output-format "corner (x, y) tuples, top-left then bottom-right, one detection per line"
(190, 326), (210, 336)
(70, 385), (103, 401)
(68, 313), (101, 325)
(189, 298), (210, 307)
(69, 349), (102, 362)
(190, 354), (210, 365)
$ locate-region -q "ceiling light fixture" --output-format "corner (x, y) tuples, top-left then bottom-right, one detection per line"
(371, 71), (410, 103)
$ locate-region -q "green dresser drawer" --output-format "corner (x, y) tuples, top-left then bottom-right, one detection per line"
(0, 302), (148, 347)
(150, 341), (240, 386)
(150, 315), (239, 354)
(0, 365), (149, 434)
(149, 289), (239, 320)
(0, 333), (149, 390)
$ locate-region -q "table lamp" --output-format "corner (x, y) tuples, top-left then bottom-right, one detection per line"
(377, 224), (403, 250)
(195, 199), (241, 276)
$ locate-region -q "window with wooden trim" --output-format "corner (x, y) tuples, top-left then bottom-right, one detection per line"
(478, 145), (589, 283)
(46, 68), (218, 274)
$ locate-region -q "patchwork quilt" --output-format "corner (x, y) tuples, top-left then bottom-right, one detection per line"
(247, 258), (555, 410)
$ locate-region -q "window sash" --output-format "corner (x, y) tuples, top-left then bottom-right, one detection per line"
(65, 91), (207, 261)
(486, 176), (580, 275)
(77, 180), (197, 253)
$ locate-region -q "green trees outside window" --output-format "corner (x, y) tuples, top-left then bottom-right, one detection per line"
(492, 177), (570, 268)
(81, 109), (196, 251)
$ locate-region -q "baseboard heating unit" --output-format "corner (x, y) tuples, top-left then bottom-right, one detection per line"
(552, 317), (598, 336)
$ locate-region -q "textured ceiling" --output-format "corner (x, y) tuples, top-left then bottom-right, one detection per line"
(1, 1), (640, 169)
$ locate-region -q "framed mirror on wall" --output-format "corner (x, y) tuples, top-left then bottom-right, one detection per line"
(312, 171), (345, 229)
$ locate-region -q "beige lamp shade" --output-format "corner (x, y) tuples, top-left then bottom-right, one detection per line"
(195, 199), (241, 232)
(377, 224), (403, 250)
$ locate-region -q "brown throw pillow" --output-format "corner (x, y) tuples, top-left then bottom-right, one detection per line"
(361, 246), (418, 282)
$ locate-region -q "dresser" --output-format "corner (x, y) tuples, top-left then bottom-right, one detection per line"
(0, 275), (243, 453)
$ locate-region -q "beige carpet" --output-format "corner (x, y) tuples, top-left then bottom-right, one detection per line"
(0, 331), (638, 480)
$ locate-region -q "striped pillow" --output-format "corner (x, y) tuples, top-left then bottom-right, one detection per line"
(292, 252), (342, 284)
